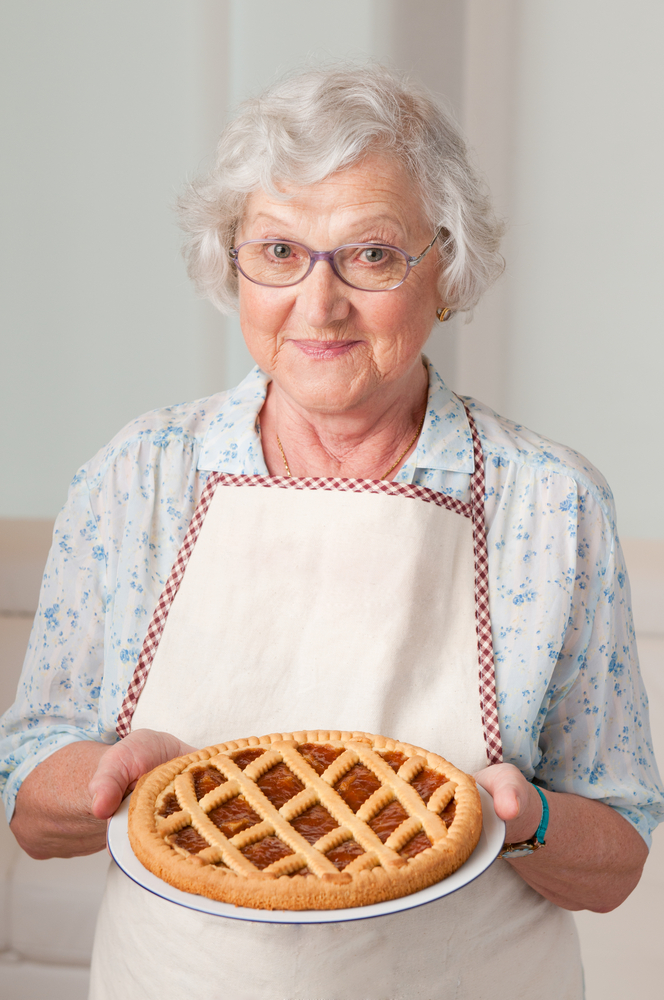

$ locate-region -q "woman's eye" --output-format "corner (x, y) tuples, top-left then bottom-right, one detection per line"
(362, 247), (385, 264)
(270, 243), (292, 259)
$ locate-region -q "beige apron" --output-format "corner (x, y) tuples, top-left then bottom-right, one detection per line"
(90, 411), (583, 999)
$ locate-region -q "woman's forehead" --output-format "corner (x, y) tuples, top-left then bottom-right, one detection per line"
(239, 155), (428, 241)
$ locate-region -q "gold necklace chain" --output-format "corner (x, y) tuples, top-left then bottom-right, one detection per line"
(276, 411), (425, 480)
(276, 434), (293, 477)
(380, 411), (426, 479)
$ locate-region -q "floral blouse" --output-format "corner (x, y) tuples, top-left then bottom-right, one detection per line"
(1, 361), (662, 843)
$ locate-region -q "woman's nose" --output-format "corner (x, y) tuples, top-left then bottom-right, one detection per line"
(295, 258), (351, 327)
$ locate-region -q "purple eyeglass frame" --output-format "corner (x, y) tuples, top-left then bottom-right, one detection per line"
(229, 226), (445, 291)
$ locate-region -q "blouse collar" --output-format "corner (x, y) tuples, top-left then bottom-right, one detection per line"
(197, 358), (474, 478)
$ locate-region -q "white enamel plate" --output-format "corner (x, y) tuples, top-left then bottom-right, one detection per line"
(107, 786), (504, 924)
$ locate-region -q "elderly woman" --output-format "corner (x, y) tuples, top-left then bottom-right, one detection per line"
(1, 66), (661, 999)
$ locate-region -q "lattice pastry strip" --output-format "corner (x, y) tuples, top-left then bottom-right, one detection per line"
(129, 730), (483, 911)
(273, 742), (406, 871)
(173, 771), (266, 877)
(181, 752), (341, 879)
(348, 742), (449, 844)
(219, 756), (341, 879)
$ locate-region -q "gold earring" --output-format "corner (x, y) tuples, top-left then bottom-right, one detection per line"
(436, 307), (452, 323)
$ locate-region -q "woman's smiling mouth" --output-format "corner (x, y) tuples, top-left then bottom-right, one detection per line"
(291, 339), (360, 359)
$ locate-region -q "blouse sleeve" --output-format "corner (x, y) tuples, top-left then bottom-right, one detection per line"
(0, 467), (113, 822)
(534, 484), (663, 846)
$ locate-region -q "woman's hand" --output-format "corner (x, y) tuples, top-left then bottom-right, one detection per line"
(475, 762), (649, 912)
(10, 729), (195, 860)
(88, 729), (196, 821)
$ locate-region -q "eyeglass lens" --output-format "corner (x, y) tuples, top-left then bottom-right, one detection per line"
(235, 241), (409, 291)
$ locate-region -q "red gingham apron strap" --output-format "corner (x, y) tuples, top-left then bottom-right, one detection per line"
(464, 403), (504, 765)
(116, 471), (222, 737)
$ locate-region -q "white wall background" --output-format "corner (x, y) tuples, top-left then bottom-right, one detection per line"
(1, 0), (662, 537)
(0, 1), (208, 514)
(502, 0), (664, 542)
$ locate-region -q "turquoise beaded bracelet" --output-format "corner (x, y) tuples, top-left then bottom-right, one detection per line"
(532, 783), (549, 845)
(499, 783), (549, 859)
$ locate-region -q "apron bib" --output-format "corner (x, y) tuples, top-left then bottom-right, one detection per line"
(91, 411), (583, 999)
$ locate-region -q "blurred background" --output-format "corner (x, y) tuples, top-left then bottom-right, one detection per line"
(0, 2), (662, 998)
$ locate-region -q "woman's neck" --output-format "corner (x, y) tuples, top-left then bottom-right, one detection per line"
(259, 362), (429, 481)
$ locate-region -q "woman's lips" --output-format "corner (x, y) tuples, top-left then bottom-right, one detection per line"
(291, 340), (359, 359)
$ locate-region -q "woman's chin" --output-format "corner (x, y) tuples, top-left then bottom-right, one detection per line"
(272, 367), (374, 416)
(268, 345), (377, 414)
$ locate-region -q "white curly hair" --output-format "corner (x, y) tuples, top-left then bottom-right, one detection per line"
(178, 64), (504, 314)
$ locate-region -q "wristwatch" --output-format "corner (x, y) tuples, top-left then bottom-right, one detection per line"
(499, 784), (549, 859)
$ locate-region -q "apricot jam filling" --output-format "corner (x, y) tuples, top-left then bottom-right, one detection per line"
(208, 796), (260, 838)
(381, 750), (408, 772)
(241, 836), (294, 870)
(369, 800), (410, 842)
(290, 804), (338, 844)
(232, 748), (266, 770)
(326, 840), (365, 870)
(171, 826), (209, 854)
(298, 743), (344, 775)
(334, 764), (382, 812)
(440, 800), (456, 827)
(399, 831), (432, 859)
(159, 792), (181, 817)
(411, 767), (448, 803)
(257, 763), (304, 809)
(191, 766), (227, 800)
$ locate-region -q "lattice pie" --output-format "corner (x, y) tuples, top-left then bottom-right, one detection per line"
(128, 730), (482, 910)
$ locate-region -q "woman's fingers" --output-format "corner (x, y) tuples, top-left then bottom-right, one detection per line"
(474, 762), (542, 841)
(88, 729), (196, 820)
(88, 755), (126, 819)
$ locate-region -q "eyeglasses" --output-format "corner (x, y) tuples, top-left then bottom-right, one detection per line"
(229, 227), (445, 292)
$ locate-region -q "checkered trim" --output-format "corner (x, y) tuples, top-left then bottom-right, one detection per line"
(118, 418), (503, 764)
(465, 406), (503, 764)
(201, 471), (472, 516)
(116, 473), (220, 738)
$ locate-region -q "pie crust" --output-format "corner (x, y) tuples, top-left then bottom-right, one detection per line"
(127, 730), (483, 910)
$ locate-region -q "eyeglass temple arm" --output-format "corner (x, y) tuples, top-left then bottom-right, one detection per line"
(409, 226), (447, 266)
